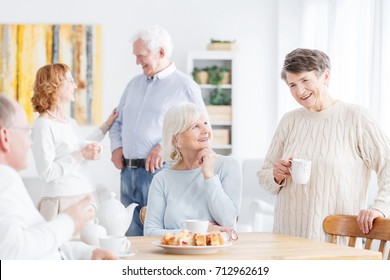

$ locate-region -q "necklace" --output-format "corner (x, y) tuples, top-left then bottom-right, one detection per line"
(46, 110), (68, 123)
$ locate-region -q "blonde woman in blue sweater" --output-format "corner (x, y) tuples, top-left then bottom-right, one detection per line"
(144, 103), (242, 238)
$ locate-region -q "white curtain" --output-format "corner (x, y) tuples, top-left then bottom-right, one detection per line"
(279, 0), (390, 136)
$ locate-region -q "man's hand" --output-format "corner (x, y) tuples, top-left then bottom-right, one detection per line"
(91, 248), (119, 260)
(63, 196), (94, 236)
(145, 144), (164, 173)
(111, 147), (124, 169)
(357, 208), (385, 234)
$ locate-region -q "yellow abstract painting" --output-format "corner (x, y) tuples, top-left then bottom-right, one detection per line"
(0, 24), (102, 124)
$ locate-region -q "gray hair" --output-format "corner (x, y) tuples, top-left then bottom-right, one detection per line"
(281, 48), (331, 83)
(132, 25), (173, 58)
(162, 102), (204, 162)
(0, 95), (16, 128)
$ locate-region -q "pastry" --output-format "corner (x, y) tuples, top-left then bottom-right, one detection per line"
(194, 234), (207, 246)
(206, 231), (224, 246)
(160, 230), (225, 246)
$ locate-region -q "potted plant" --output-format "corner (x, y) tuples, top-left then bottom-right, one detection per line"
(192, 67), (209, 84)
(207, 66), (231, 85)
(209, 88), (231, 105)
(207, 39), (239, 51)
(206, 88), (232, 122)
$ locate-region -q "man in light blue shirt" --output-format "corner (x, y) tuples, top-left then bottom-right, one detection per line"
(109, 25), (207, 236)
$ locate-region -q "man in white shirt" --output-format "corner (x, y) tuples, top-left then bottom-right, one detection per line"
(0, 95), (117, 259)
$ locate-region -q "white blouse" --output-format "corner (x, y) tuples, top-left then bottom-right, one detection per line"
(31, 117), (104, 197)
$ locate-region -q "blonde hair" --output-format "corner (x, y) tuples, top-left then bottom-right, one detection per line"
(31, 63), (70, 113)
(162, 103), (206, 162)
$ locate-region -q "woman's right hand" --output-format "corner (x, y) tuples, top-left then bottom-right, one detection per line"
(81, 142), (101, 160)
(273, 158), (292, 184)
(208, 223), (238, 241)
(197, 147), (216, 179)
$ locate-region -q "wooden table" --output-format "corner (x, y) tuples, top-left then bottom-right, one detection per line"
(124, 232), (381, 260)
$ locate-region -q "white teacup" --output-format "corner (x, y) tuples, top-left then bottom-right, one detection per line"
(80, 218), (107, 246)
(181, 219), (209, 234)
(99, 236), (131, 255)
(289, 158), (311, 184)
(84, 140), (103, 154)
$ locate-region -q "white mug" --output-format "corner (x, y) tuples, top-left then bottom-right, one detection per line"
(181, 219), (209, 234)
(289, 158), (312, 184)
(99, 236), (131, 255)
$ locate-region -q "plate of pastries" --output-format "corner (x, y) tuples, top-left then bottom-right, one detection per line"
(153, 230), (232, 254)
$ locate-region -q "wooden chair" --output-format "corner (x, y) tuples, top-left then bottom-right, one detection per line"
(139, 206), (147, 225)
(323, 214), (390, 259)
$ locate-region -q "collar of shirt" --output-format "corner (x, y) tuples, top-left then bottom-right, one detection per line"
(148, 62), (176, 81)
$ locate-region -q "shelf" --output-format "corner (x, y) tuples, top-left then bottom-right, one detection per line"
(189, 50), (236, 60)
(210, 121), (232, 126)
(212, 144), (232, 149)
(199, 84), (232, 89)
(187, 50), (235, 155)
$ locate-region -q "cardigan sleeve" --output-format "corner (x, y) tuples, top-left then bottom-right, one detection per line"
(356, 108), (390, 216)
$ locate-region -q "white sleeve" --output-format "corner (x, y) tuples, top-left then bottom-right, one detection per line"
(85, 127), (105, 142)
(60, 241), (94, 260)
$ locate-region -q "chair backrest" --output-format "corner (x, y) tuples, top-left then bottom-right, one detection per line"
(237, 158), (276, 232)
(140, 206), (147, 225)
(323, 214), (390, 260)
(22, 177), (43, 207)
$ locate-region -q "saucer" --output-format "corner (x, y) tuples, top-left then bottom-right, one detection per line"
(152, 241), (232, 254)
(119, 250), (136, 258)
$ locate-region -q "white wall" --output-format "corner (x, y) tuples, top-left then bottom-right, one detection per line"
(1, 0), (283, 195)
(1, 4), (385, 247)
(1, 0), (379, 207)
(0, 0), (281, 158)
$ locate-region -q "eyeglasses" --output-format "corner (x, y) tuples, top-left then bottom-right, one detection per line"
(65, 78), (75, 84)
(9, 126), (32, 137)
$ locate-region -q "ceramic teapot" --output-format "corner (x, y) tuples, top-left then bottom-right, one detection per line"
(96, 192), (138, 236)
(80, 218), (107, 246)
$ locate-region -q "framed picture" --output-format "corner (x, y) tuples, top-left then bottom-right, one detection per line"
(0, 24), (102, 125)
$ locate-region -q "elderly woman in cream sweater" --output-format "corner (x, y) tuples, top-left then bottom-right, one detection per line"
(257, 48), (390, 242)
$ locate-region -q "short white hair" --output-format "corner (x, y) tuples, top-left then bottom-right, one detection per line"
(133, 25), (173, 58)
(0, 95), (16, 128)
(162, 102), (206, 162)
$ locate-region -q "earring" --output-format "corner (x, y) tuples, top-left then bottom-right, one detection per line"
(171, 145), (181, 160)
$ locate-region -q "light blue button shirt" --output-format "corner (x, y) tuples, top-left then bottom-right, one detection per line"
(110, 63), (206, 159)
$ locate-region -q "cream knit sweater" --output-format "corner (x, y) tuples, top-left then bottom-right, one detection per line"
(257, 101), (390, 241)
